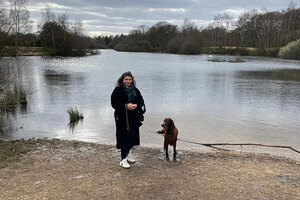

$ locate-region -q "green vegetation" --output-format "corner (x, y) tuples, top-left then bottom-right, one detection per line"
(0, 138), (64, 168)
(278, 39), (300, 60)
(67, 107), (84, 123)
(0, 140), (30, 168)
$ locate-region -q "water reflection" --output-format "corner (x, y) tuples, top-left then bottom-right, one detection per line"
(235, 69), (300, 81)
(0, 113), (18, 139)
(68, 118), (84, 133)
(44, 70), (71, 85)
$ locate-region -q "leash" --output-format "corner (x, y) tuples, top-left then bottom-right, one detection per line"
(125, 107), (130, 132)
(150, 131), (300, 153)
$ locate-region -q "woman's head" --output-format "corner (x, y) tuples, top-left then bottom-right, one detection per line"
(116, 71), (136, 87)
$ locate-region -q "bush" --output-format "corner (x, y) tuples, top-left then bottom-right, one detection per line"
(114, 40), (153, 52)
(278, 39), (300, 60)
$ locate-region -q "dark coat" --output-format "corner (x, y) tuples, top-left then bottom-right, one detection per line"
(111, 85), (145, 149)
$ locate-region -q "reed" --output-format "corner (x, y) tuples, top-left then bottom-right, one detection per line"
(67, 107), (84, 123)
(0, 84), (27, 111)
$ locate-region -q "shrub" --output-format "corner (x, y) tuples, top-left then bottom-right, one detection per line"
(278, 39), (300, 60)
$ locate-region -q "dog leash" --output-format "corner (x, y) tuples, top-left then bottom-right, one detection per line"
(149, 131), (300, 153)
(125, 107), (130, 132)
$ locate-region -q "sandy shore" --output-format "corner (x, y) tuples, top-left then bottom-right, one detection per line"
(0, 139), (299, 200)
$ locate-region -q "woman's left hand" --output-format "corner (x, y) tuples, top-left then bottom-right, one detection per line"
(127, 103), (137, 110)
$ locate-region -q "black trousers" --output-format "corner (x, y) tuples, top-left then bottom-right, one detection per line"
(121, 148), (130, 160)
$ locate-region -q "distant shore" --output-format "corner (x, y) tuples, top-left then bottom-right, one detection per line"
(0, 46), (56, 56)
(0, 139), (299, 199)
(0, 46), (281, 58)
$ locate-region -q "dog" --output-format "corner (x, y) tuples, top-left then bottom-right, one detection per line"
(157, 118), (178, 161)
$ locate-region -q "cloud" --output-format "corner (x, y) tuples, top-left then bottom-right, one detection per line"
(27, 0), (293, 36)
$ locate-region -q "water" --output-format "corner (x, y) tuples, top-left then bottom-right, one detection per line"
(1, 50), (300, 159)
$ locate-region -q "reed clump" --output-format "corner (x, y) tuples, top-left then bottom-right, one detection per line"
(0, 84), (27, 112)
(278, 39), (300, 60)
(67, 107), (84, 123)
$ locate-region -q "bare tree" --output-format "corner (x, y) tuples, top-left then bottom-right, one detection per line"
(40, 7), (57, 49)
(8, 0), (32, 55)
(0, 0), (11, 46)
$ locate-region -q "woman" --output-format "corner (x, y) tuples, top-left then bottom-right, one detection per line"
(111, 71), (145, 169)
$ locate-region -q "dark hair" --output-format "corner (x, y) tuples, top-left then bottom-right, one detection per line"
(116, 71), (136, 87)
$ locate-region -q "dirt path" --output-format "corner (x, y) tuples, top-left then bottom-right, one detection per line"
(0, 140), (299, 200)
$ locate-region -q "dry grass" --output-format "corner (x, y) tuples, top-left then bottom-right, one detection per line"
(0, 84), (27, 112)
(278, 39), (300, 60)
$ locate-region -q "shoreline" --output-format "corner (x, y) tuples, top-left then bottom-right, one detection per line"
(0, 139), (299, 199)
(0, 46), (280, 58)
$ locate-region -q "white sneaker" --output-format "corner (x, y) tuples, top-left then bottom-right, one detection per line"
(126, 155), (135, 163)
(120, 159), (130, 169)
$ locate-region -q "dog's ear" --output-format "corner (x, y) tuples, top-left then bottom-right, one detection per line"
(169, 119), (175, 132)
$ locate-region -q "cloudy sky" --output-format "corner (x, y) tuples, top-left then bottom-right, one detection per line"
(26, 0), (297, 36)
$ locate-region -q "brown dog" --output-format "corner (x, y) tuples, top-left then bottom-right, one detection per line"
(157, 118), (178, 161)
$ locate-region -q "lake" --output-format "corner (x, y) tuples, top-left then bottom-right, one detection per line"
(1, 50), (300, 159)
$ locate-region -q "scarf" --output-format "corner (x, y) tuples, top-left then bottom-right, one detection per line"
(122, 84), (137, 101)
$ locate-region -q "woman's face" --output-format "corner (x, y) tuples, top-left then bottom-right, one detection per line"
(123, 76), (133, 87)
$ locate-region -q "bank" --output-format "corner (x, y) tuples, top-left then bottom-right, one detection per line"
(0, 139), (299, 199)
(0, 46), (280, 57)
(0, 46), (56, 56)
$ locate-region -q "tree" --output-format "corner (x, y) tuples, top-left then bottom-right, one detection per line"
(39, 7), (57, 49)
(0, 0), (11, 47)
(39, 8), (93, 56)
(147, 21), (178, 51)
(8, 0), (32, 55)
(207, 13), (233, 48)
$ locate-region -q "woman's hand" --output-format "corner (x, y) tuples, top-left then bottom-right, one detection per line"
(126, 103), (137, 110)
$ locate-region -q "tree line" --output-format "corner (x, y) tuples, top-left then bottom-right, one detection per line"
(0, 0), (97, 56)
(0, 0), (300, 57)
(112, 3), (300, 56)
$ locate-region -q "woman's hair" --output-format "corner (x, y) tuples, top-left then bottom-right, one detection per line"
(116, 71), (136, 87)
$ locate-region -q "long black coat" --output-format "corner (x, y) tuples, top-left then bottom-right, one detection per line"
(111, 86), (145, 150)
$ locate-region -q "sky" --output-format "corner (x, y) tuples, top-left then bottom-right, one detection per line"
(25, 0), (298, 36)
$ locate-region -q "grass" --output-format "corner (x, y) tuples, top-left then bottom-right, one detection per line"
(0, 46), (56, 56)
(67, 107), (84, 123)
(0, 140), (30, 168)
(0, 138), (63, 168)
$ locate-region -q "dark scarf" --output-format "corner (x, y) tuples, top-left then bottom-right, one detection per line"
(122, 84), (137, 101)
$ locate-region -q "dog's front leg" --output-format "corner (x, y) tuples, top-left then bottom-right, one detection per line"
(164, 142), (170, 161)
(173, 143), (177, 162)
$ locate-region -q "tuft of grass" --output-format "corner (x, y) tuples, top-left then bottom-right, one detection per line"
(0, 138), (62, 168)
(0, 140), (30, 168)
(67, 107), (84, 123)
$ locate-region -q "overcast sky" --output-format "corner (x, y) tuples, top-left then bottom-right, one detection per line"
(26, 0), (297, 36)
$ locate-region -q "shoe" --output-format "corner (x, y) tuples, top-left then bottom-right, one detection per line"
(126, 155), (135, 163)
(120, 159), (130, 169)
